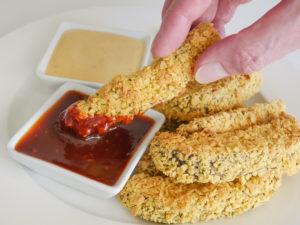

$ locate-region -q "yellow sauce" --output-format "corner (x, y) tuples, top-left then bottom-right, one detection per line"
(46, 29), (145, 84)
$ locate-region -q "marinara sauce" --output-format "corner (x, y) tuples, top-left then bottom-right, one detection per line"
(15, 90), (153, 186)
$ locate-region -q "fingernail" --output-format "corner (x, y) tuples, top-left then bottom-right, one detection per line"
(195, 62), (229, 84)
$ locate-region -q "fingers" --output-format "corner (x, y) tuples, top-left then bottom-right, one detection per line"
(191, 0), (219, 27)
(213, 0), (251, 25)
(212, 0), (251, 38)
(212, 21), (226, 38)
(152, 0), (212, 57)
(195, 0), (300, 84)
(154, 0), (251, 58)
(162, 0), (174, 18)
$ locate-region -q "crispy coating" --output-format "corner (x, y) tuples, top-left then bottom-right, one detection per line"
(153, 72), (262, 122)
(119, 154), (281, 224)
(150, 101), (300, 184)
(177, 99), (285, 135)
(159, 120), (187, 132)
(120, 103), (300, 223)
(75, 23), (220, 117)
(134, 152), (163, 176)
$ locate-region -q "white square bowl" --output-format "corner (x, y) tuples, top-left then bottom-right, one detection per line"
(36, 22), (153, 88)
(7, 82), (165, 199)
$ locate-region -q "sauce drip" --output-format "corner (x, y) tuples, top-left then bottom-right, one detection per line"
(59, 104), (133, 137)
(15, 91), (153, 186)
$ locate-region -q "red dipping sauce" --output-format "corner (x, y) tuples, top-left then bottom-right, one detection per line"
(15, 91), (154, 186)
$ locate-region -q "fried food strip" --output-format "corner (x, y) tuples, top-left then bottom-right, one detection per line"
(134, 152), (163, 176)
(119, 154), (281, 224)
(150, 102), (300, 184)
(78, 23), (219, 116)
(60, 23), (220, 136)
(159, 120), (186, 132)
(177, 99), (285, 135)
(153, 72), (262, 122)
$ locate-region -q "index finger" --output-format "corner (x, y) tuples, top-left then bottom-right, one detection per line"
(152, 0), (213, 57)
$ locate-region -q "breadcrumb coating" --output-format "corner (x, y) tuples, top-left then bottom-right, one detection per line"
(119, 154), (281, 224)
(153, 72), (262, 122)
(150, 102), (300, 184)
(177, 99), (285, 135)
(75, 23), (220, 117)
(159, 120), (187, 132)
(134, 152), (163, 176)
(119, 102), (300, 223)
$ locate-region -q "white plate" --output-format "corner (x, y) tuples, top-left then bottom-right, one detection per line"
(1, 2), (300, 225)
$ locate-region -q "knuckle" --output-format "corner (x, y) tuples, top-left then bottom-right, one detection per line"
(235, 46), (263, 74)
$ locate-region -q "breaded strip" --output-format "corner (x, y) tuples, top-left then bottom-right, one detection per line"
(153, 72), (262, 122)
(119, 154), (281, 224)
(150, 102), (300, 184)
(134, 152), (162, 176)
(75, 23), (220, 117)
(159, 120), (186, 132)
(177, 99), (285, 135)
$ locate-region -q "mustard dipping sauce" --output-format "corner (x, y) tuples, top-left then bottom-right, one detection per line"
(46, 30), (145, 84)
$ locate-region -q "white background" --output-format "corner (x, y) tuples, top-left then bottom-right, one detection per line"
(0, 0), (163, 37)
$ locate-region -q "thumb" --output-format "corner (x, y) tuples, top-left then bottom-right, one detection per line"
(195, 0), (300, 84)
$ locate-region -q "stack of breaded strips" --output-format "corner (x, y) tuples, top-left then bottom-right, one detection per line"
(118, 23), (300, 223)
(119, 100), (300, 224)
(154, 72), (262, 131)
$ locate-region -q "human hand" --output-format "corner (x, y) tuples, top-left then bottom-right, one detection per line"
(152, 0), (300, 84)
